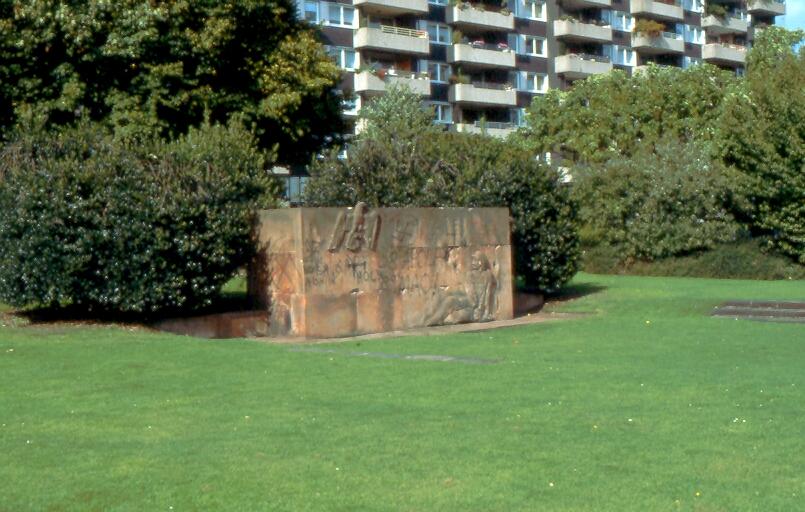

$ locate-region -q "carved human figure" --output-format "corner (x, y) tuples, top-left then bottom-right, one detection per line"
(468, 251), (497, 321)
(423, 250), (498, 326)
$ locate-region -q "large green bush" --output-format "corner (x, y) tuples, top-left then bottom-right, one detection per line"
(304, 86), (580, 293)
(0, 121), (278, 314)
(573, 138), (744, 261)
(719, 27), (805, 264)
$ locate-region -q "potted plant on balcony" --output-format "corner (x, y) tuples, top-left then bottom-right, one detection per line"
(634, 18), (665, 37)
(705, 3), (728, 19)
(497, 41), (510, 51)
(452, 29), (464, 45)
(449, 73), (471, 85)
(500, 0), (511, 15)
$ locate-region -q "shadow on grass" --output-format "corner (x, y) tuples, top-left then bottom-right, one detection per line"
(12, 290), (253, 328)
(546, 282), (607, 304)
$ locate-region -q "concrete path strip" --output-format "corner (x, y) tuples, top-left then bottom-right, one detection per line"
(255, 310), (584, 345)
(288, 347), (500, 365)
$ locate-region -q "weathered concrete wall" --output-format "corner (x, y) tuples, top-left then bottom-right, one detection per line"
(249, 205), (514, 339)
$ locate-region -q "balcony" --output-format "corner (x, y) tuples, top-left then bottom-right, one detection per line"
(454, 121), (516, 138)
(354, 26), (430, 55)
(630, 0), (684, 21)
(702, 43), (747, 65)
(747, 0), (785, 16)
(631, 31), (685, 55)
(702, 14), (748, 34)
(353, 0), (428, 16)
(448, 82), (517, 107)
(446, 4), (515, 32)
(553, 19), (613, 44)
(555, 54), (613, 79)
(560, 0), (612, 9)
(448, 43), (516, 69)
(354, 70), (432, 96)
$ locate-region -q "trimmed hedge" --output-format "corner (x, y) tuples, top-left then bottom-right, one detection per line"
(582, 239), (805, 280)
(0, 121), (278, 314)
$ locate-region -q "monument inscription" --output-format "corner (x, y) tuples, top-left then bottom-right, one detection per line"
(248, 205), (514, 338)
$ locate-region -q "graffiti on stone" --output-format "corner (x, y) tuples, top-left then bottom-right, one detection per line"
(328, 202), (381, 253)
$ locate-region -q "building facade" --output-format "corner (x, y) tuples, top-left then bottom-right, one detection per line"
(285, 0), (784, 199)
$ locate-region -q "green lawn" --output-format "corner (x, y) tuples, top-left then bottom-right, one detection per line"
(1, 274), (804, 511)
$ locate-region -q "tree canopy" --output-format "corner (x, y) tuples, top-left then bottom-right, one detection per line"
(516, 64), (739, 165)
(0, 0), (343, 164)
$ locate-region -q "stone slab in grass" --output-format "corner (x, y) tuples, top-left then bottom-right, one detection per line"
(712, 301), (805, 323)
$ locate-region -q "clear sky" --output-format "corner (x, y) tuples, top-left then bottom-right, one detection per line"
(781, 0), (805, 30)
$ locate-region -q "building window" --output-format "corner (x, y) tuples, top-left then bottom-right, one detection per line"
(513, 108), (528, 127)
(426, 22), (451, 45)
(519, 35), (546, 57)
(519, 71), (548, 93)
(304, 1), (319, 23)
(327, 46), (357, 70)
(683, 25), (703, 45)
(683, 56), (702, 69)
(421, 60), (451, 83)
(682, 0), (704, 13)
(285, 176), (309, 204)
(610, 11), (634, 32)
(515, 0), (546, 20)
(324, 3), (355, 28)
(609, 45), (636, 66)
(430, 102), (452, 124)
(428, 0), (448, 4)
(342, 96), (359, 116)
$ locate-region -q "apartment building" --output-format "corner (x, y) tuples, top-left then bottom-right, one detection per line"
(285, 0), (783, 198)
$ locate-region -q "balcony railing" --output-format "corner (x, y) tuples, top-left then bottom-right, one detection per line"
(475, 121), (515, 130)
(471, 81), (514, 90)
(566, 52), (612, 63)
(380, 25), (427, 38)
(461, 41), (513, 52)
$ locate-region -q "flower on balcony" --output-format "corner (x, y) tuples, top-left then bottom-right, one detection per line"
(471, 39), (486, 48)
(497, 42), (509, 50)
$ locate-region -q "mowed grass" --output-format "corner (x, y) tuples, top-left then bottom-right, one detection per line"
(1, 274), (804, 511)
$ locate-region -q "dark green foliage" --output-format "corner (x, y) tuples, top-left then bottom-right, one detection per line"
(0, 121), (277, 314)
(517, 64), (739, 165)
(582, 239), (805, 280)
(305, 86), (579, 293)
(573, 138), (744, 261)
(718, 27), (805, 263)
(0, 0), (342, 164)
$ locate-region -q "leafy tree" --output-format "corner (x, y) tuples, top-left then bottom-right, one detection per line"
(574, 138), (744, 260)
(0, 120), (278, 314)
(719, 27), (805, 263)
(517, 64), (738, 165)
(305, 86), (580, 293)
(0, 0), (342, 164)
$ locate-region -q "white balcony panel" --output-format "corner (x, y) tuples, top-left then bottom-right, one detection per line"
(702, 43), (747, 65)
(553, 20), (613, 43)
(448, 83), (517, 107)
(555, 54), (613, 79)
(701, 15), (748, 35)
(747, 0), (785, 16)
(446, 5), (515, 32)
(454, 122), (516, 138)
(630, 0), (684, 21)
(354, 26), (430, 55)
(448, 44), (516, 69)
(354, 71), (431, 96)
(631, 32), (685, 55)
(353, 0), (429, 16)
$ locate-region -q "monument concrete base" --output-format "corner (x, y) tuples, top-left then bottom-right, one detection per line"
(249, 205), (514, 338)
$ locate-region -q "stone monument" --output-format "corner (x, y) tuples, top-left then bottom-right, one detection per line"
(248, 204), (514, 338)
